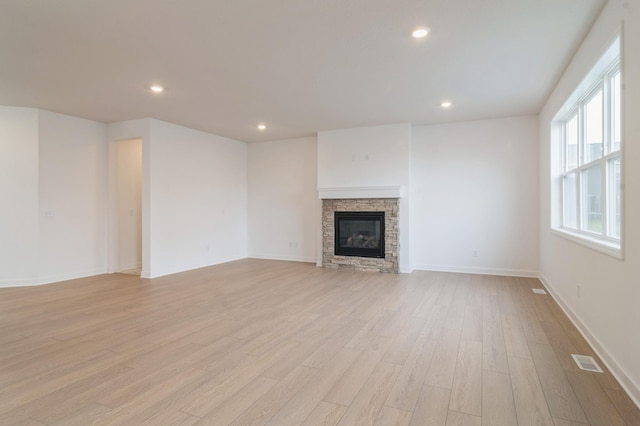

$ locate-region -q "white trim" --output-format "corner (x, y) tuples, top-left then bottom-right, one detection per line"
(539, 273), (640, 410)
(0, 268), (108, 288)
(117, 262), (142, 272)
(550, 228), (623, 259)
(412, 264), (538, 278)
(146, 255), (246, 279)
(318, 186), (406, 199)
(399, 265), (414, 274)
(248, 254), (317, 263)
(0, 278), (40, 288)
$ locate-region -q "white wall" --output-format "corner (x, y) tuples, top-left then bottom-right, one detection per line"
(317, 124), (411, 189)
(148, 119), (248, 278)
(412, 116), (539, 277)
(317, 123), (412, 272)
(539, 0), (640, 405)
(0, 106), (39, 286)
(38, 110), (109, 282)
(248, 137), (319, 262)
(116, 138), (142, 271)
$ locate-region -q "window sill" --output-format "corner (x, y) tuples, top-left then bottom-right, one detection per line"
(551, 228), (623, 260)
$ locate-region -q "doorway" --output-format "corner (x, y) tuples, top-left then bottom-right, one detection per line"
(114, 138), (142, 275)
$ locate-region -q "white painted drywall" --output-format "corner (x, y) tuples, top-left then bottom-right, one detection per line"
(539, 0), (640, 405)
(317, 123), (412, 272)
(116, 138), (142, 271)
(0, 106), (39, 286)
(147, 119), (248, 278)
(248, 137), (319, 262)
(37, 110), (109, 283)
(317, 123), (411, 189)
(412, 116), (539, 277)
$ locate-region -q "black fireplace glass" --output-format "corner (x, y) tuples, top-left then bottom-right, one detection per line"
(334, 211), (385, 258)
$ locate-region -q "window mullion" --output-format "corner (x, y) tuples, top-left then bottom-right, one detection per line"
(576, 107), (583, 230)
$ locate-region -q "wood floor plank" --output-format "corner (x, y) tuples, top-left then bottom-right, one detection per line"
(565, 370), (626, 426)
(0, 260), (635, 426)
(409, 385), (450, 426)
(323, 335), (393, 406)
(508, 356), (554, 426)
(194, 376), (279, 425)
(267, 348), (360, 425)
(551, 418), (589, 426)
(449, 340), (482, 416)
(336, 362), (402, 426)
(446, 411), (482, 426)
(229, 365), (320, 426)
(374, 406), (412, 426)
(528, 342), (588, 423)
(604, 386), (640, 425)
(385, 327), (438, 411)
(424, 328), (462, 389)
(482, 370), (518, 426)
(301, 401), (347, 426)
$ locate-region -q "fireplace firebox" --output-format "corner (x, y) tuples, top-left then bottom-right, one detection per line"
(334, 211), (385, 258)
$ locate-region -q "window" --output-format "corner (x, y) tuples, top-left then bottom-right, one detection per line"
(553, 36), (622, 257)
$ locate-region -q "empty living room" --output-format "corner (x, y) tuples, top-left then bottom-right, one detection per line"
(1, 0), (639, 425)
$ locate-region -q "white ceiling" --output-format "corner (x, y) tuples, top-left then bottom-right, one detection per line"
(0, 0), (605, 142)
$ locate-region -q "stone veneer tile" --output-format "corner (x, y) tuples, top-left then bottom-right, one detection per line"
(322, 198), (399, 273)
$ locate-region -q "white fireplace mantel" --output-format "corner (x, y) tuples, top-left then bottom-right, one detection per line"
(318, 186), (406, 200)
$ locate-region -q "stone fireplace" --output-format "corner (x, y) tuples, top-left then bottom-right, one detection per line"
(322, 198), (399, 273)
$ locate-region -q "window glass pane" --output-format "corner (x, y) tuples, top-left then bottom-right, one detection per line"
(584, 89), (603, 163)
(565, 114), (578, 171)
(582, 164), (602, 233)
(612, 72), (621, 153)
(608, 156), (621, 239)
(563, 172), (577, 229)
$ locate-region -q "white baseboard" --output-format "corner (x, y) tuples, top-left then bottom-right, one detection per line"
(412, 263), (538, 278)
(248, 253), (317, 263)
(539, 273), (640, 410)
(147, 255), (247, 279)
(0, 277), (40, 288)
(117, 262), (142, 272)
(1, 268), (108, 288)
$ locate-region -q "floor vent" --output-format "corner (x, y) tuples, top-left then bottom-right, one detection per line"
(532, 288), (547, 295)
(572, 354), (603, 373)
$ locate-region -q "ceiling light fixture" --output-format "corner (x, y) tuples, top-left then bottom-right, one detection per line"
(441, 101), (452, 109)
(257, 123), (267, 130)
(412, 27), (430, 38)
(150, 85), (164, 93)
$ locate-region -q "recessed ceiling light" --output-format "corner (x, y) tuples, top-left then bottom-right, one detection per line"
(257, 123), (267, 130)
(150, 85), (164, 93)
(412, 27), (430, 38)
(441, 101), (452, 108)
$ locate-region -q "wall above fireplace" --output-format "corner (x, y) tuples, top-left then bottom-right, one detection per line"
(317, 123), (411, 272)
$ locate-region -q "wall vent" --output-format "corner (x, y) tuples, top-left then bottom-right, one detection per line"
(571, 354), (603, 373)
(532, 288), (547, 295)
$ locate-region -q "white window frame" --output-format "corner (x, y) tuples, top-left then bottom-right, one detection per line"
(551, 35), (623, 259)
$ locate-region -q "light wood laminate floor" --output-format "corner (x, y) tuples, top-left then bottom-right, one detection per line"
(0, 259), (638, 425)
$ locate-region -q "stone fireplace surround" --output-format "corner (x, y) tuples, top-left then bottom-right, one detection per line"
(322, 198), (399, 273)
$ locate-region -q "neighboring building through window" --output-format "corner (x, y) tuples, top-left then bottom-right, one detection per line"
(552, 36), (622, 257)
